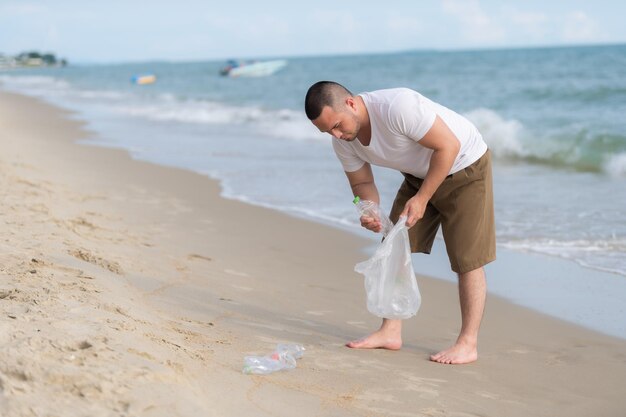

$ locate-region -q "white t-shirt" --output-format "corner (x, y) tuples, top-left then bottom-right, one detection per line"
(332, 88), (487, 178)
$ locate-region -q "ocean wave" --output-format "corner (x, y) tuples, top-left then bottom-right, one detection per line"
(116, 100), (255, 124)
(463, 108), (528, 158)
(465, 108), (626, 176)
(522, 85), (626, 103)
(115, 97), (324, 142)
(0, 74), (71, 93)
(3, 73), (624, 176)
(127, 101), (624, 176)
(0, 74), (128, 101)
(73, 90), (128, 100)
(2, 74), (324, 142)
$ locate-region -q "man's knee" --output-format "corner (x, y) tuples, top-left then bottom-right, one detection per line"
(457, 266), (485, 280)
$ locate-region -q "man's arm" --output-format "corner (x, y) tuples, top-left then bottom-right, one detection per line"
(346, 162), (378, 203)
(400, 115), (461, 227)
(345, 162), (383, 232)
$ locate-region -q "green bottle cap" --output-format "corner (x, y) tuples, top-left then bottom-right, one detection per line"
(353, 196), (360, 204)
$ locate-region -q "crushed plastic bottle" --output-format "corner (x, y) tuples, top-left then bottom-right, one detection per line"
(242, 344), (305, 375)
(353, 196), (393, 236)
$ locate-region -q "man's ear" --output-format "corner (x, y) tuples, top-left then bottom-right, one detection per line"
(345, 96), (357, 111)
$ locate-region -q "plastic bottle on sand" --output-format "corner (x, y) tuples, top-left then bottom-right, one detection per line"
(243, 344), (305, 375)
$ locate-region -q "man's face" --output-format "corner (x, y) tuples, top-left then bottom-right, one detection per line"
(312, 104), (360, 142)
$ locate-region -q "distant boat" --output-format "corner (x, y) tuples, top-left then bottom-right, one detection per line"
(131, 74), (157, 85)
(220, 59), (287, 77)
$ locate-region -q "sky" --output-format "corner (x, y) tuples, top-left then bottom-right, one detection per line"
(1, 0), (625, 63)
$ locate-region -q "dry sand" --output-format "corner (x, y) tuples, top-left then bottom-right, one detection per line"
(1, 90), (625, 416)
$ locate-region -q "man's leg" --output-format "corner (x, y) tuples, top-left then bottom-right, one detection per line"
(430, 266), (486, 364)
(347, 174), (432, 352)
(346, 318), (403, 350)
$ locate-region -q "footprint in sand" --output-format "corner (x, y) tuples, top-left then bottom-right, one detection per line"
(507, 348), (530, 354)
(419, 410), (484, 417)
(231, 284), (253, 292)
(224, 269), (249, 277)
(173, 260), (190, 273)
(545, 354), (569, 366)
(346, 320), (368, 329)
(285, 317), (319, 327)
(187, 253), (212, 262)
(69, 217), (100, 231)
(29, 203), (49, 214)
(69, 248), (123, 275)
(306, 310), (333, 316)
(475, 391), (500, 399)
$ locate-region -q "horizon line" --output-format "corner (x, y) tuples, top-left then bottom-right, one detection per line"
(24, 41), (626, 66)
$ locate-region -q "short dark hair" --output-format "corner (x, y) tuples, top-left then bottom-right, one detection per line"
(304, 81), (353, 120)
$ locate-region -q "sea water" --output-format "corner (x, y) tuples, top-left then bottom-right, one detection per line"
(2, 44), (625, 337)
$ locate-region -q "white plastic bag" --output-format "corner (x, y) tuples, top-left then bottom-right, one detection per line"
(354, 215), (421, 319)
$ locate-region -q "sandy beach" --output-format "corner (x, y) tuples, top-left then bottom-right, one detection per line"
(1, 89), (625, 416)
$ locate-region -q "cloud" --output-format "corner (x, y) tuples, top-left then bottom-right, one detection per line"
(440, 3), (613, 48)
(201, 12), (294, 57)
(505, 8), (550, 41)
(384, 14), (422, 37)
(305, 10), (363, 53)
(440, 0), (505, 44)
(381, 14), (424, 50)
(561, 11), (607, 43)
(511, 10), (547, 26)
(0, 2), (46, 15)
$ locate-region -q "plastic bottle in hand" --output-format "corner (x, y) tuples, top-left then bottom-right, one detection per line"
(353, 196), (393, 236)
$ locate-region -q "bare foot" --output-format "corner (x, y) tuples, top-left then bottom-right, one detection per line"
(346, 330), (402, 350)
(430, 342), (477, 364)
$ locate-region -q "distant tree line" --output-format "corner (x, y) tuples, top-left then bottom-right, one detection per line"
(0, 51), (68, 68)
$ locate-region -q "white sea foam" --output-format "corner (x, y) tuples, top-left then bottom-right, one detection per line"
(0, 75), (129, 102)
(604, 152), (626, 178)
(463, 108), (527, 158)
(501, 237), (626, 276)
(116, 98), (324, 141)
(463, 107), (626, 176)
(73, 90), (128, 100)
(0, 75), (71, 95)
(259, 110), (325, 141)
(1, 74), (326, 143)
(221, 190), (359, 230)
(117, 100), (250, 124)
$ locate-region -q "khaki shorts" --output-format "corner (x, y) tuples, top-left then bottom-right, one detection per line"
(389, 149), (496, 274)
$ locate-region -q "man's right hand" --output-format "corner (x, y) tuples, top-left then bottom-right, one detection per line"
(360, 215), (382, 233)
